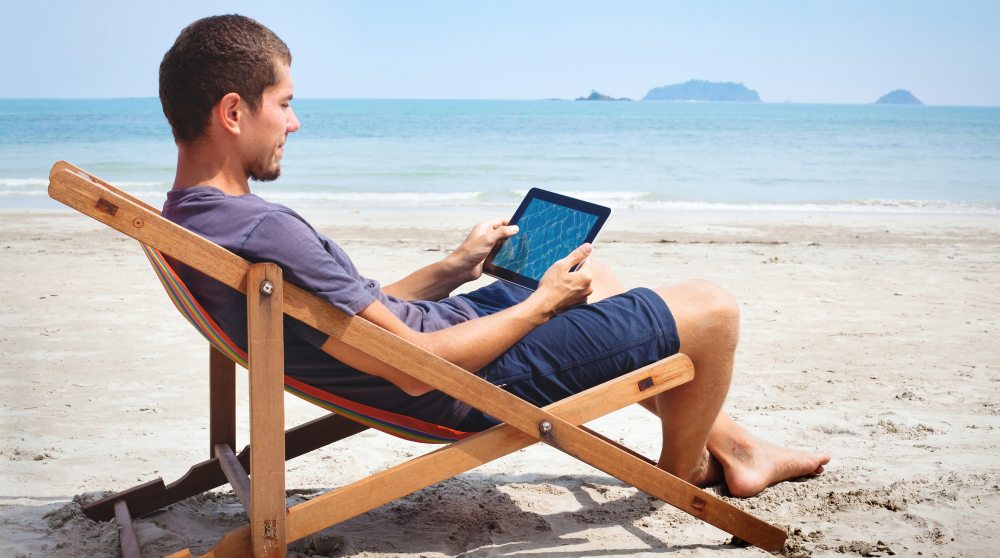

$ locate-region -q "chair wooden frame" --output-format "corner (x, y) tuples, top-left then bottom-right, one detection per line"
(48, 161), (787, 557)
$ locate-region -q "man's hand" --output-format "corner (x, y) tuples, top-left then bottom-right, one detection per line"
(530, 244), (594, 316)
(446, 218), (520, 283)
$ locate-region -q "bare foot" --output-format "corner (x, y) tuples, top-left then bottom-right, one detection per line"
(672, 448), (725, 488)
(712, 436), (830, 498)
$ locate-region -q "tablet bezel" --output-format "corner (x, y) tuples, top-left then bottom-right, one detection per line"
(482, 188), (611, 290)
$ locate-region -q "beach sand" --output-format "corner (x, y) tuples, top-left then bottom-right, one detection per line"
(1, 206), (998, 557)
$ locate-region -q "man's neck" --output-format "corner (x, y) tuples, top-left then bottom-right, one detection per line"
(172, 141), (251, 196)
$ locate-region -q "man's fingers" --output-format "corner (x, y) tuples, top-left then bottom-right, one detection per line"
(489, 224), (519, 241)
(562, 243), (593, 269)
(485, 217), (507, 229)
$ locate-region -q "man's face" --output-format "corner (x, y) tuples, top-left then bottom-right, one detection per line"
(244, 62), (300, 182)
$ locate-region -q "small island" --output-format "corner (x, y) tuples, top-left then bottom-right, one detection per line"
(643, 80), (761, 102)
(575, 90), (632, 101)
(875, 89), (923, 105)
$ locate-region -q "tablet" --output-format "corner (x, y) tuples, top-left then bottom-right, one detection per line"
(483, 188), (611, 290)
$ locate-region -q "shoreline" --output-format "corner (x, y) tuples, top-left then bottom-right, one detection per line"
(2, 209), (999, 556)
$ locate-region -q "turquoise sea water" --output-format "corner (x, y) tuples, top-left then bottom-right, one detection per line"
(1, 98), (998, 213)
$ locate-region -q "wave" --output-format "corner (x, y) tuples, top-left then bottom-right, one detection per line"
(0, 177), (166, 189)
(264, 190), (999, 214)
(266, 191), (485, 203)
(0, 178), (49, 187)
(509, 189), (651, 202)
(632, 199), (1000, 214)
(2, 176), (996, 215)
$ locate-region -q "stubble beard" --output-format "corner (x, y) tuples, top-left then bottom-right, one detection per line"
(248, 157), (281, 183)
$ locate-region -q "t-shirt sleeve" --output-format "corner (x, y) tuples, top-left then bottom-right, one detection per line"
(240, 210), (376, 316)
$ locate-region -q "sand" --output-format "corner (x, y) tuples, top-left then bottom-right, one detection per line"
(1, 205), (998, 557)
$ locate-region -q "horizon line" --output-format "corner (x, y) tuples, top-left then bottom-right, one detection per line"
(1, 96), (997, 108)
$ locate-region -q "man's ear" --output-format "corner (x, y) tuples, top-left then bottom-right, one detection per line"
(216, 92), (243, 137)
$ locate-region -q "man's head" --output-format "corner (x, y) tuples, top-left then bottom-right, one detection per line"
(160, 14), (299, 183)
(160, 14), (292, 145)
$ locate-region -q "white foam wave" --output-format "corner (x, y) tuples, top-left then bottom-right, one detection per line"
(116, 180), (166, 188)
(0, 178), (48, 187)
(266, 191), (484, 203)
(631, 200), (1000, 215)
(2, 175), (996, 215)
(509, 189), (651, 202)
(0, 177), (166, 189)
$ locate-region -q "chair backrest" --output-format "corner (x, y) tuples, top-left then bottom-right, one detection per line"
(48, 161), (484, 442)
(143, 240), (471, 444)
(70, 212), (472, 446)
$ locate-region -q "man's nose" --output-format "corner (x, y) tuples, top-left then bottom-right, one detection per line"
(287, 109), (301, 133)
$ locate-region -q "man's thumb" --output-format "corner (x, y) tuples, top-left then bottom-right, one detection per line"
(563, 243), (592, 268)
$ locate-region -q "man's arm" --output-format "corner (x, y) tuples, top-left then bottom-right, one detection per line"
(382, 219), (518, 301)
(322, 244), (593, 396)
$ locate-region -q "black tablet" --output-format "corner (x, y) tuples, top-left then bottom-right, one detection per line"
(483, 188), (611, 290)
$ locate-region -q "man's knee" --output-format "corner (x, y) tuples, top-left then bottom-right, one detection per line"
(657, 279), (740, 349)
(691, 279), (740, 329)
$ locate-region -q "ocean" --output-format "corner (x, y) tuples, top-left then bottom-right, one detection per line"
(2, 98), (998, 214)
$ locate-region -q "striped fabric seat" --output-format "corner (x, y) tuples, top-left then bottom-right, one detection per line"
(141, 244), (472, 444)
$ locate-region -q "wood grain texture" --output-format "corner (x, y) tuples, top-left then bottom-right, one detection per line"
(113, 501), (141, 558)
(246, 263), (287, 558)
(209, 347), (237, 457)
(214, 444), (252, 513)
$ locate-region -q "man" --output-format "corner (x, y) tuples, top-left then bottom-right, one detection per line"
(160, 15), (829, 497)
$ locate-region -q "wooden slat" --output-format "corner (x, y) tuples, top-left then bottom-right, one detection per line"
(210, 347), (237, 457)
(579, 425), (657, 466)
(246, 263), (286, 558)
(215, 444), (252, 512)
(113, 500), (142, 558)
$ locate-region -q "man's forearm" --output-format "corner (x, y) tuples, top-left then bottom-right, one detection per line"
(382, 255), (468, 301)
(419, 295), (553, 373)
(327, 293), (555, 397)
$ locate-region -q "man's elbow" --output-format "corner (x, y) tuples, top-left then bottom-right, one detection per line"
(398, 378), (434, 397)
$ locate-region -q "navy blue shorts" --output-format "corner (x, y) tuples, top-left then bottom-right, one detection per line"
(455, 281), (680, 431)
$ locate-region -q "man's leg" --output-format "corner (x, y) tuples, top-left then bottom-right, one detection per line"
(651, 279), (738, 481)
(589, 260), (830, 495)
(589, 261), (733, 479)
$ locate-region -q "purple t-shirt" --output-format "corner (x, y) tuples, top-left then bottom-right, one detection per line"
(162, 186), (479, 427)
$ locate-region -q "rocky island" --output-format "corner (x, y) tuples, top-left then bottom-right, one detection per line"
(875, 89), (923, 105)
(643, 80), (761, 102)
(575, 90), (631, 101)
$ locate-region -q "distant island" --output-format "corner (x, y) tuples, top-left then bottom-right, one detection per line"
(643, 80), (761, 102)
(875, 89), (923, 105)
(575, 90), (632, 101)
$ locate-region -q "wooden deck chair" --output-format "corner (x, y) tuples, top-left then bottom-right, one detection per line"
(48, 160), (788, 557)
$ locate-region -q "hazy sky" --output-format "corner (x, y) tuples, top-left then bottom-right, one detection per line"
(3, 0), (998, 105)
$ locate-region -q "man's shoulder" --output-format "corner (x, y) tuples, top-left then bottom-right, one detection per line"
(163, 186), (313, 248)
(165, 186), (306, 222)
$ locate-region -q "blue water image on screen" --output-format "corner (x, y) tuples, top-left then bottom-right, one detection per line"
(492, 198), (598, 282)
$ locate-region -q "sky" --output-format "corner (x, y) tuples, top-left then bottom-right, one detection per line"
(2, 0), (998, 106)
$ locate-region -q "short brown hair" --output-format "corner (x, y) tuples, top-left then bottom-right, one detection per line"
(159, 15), (291, 143)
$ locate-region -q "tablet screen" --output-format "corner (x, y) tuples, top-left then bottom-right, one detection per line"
(483, 189), (610, 290)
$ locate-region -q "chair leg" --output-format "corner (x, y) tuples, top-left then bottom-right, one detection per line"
(209, 346), (236, 458)
(113, 500), (142, 558)
(81, 412), (367, 522)
(246, 263), (287, 557)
